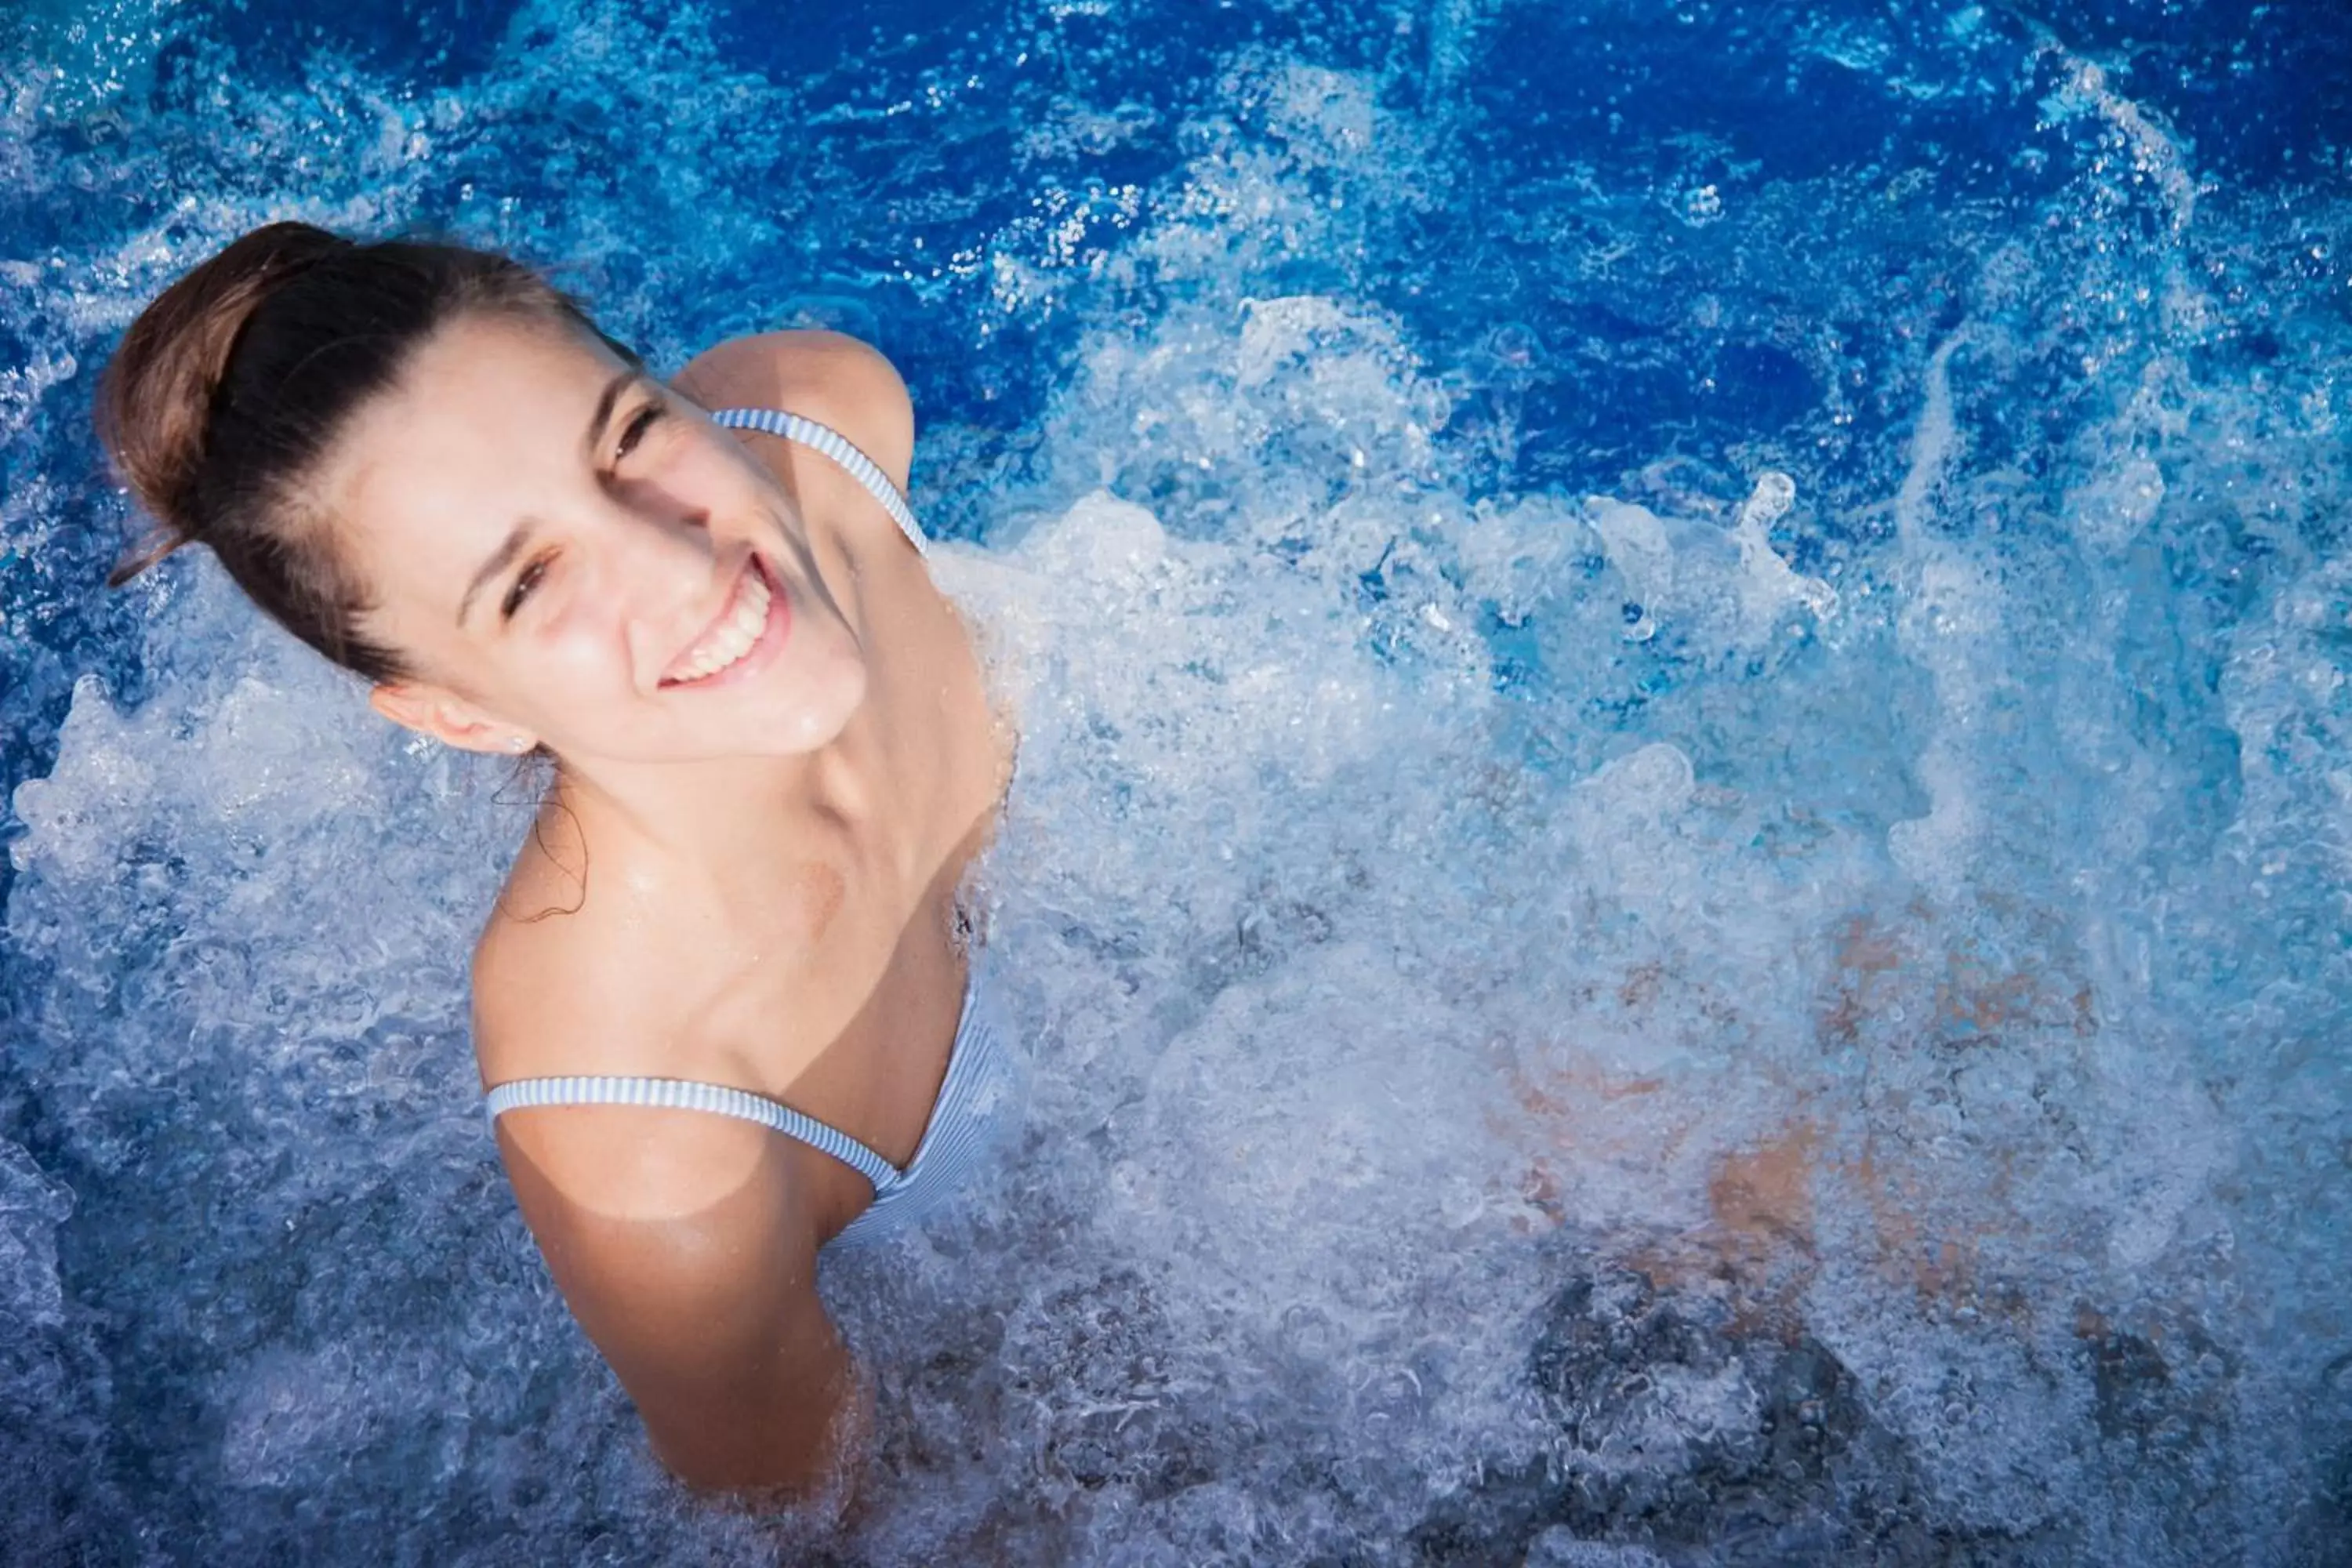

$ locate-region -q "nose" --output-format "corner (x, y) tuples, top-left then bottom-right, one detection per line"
(582, 478), (722, 633)
(607, 463), (713, 544)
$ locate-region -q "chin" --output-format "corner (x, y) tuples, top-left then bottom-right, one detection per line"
(751, 652), (870, 757)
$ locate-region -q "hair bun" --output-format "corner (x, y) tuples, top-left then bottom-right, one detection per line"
(97, 221), (350, 580)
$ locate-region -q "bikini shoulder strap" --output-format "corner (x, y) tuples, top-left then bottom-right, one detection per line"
(708, 407), (926, 555)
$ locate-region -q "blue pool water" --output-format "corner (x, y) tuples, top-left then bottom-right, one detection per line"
(5, 0), (2351, 1561)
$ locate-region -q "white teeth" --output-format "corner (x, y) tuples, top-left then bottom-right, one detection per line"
(671, 569), (770, 683)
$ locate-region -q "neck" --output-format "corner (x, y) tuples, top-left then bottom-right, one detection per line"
(545, 735), (888, 906)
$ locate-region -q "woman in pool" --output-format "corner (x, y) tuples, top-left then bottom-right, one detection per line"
(98, 223), (1014, 1501)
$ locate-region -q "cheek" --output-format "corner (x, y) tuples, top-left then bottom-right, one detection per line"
(531, 615), (637, 693)
(680, 432), (785, 515)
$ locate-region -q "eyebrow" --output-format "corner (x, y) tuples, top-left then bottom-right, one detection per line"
(456, 517), (533, 627)
(455, 369), (643, 627)
(584, 367), (641, 459)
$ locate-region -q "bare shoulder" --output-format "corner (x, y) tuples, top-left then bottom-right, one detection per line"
(467, 797), (873, 1226)
(671, 329), (914, 492)
(470, 892), (771, 1221)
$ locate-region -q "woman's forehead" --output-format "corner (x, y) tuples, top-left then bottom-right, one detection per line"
(394, 310), (620, 425)
(328, 314), (622, 516)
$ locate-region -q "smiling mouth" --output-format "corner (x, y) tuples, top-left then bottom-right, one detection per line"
(659, 555), (786, 688)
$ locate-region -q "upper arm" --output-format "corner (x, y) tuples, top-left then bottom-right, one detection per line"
(671, 330), (915, 494)
(496, 1108), (858, 1497)
(472, 911), (862, 1498)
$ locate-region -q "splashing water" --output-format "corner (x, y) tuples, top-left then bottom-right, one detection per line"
(5, 1), (2352, 1562)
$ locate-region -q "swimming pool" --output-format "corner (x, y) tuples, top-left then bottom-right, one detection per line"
(5, 0), (2350, 1560)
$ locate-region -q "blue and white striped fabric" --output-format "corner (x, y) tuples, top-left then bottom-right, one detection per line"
(707, 406), (926, 556)
(484, 964), (1017, 1249)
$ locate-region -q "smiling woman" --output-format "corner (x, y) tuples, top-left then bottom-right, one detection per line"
(96, 222), (1017, 1504)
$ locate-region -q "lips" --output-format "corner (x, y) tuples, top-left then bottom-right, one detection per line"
(659, 555), (789, 688)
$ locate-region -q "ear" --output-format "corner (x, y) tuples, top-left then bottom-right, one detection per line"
(368, 681), (533, 755)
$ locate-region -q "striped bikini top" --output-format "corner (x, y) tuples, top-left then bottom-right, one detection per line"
(481, 406), (1014, 1249)
(484, 963), (1014, 1249)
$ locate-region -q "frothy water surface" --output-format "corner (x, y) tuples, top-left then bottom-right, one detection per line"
(5, 2), (2351, 1562)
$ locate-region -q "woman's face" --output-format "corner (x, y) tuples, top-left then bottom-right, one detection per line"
(330, 312), (869, 766)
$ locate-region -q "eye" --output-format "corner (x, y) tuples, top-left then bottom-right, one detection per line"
(615, 401), (663, 460)
(501, 554), (553, 621)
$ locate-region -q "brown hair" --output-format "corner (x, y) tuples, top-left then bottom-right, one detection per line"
(96, 222), (617, 682)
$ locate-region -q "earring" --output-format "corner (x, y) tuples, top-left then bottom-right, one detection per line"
(509, 735), (530, 753)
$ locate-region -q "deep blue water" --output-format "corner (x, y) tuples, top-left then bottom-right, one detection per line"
(5, 1), (2352, 1563)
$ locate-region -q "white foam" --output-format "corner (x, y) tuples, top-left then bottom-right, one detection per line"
(1584, 471), (1833, 649)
